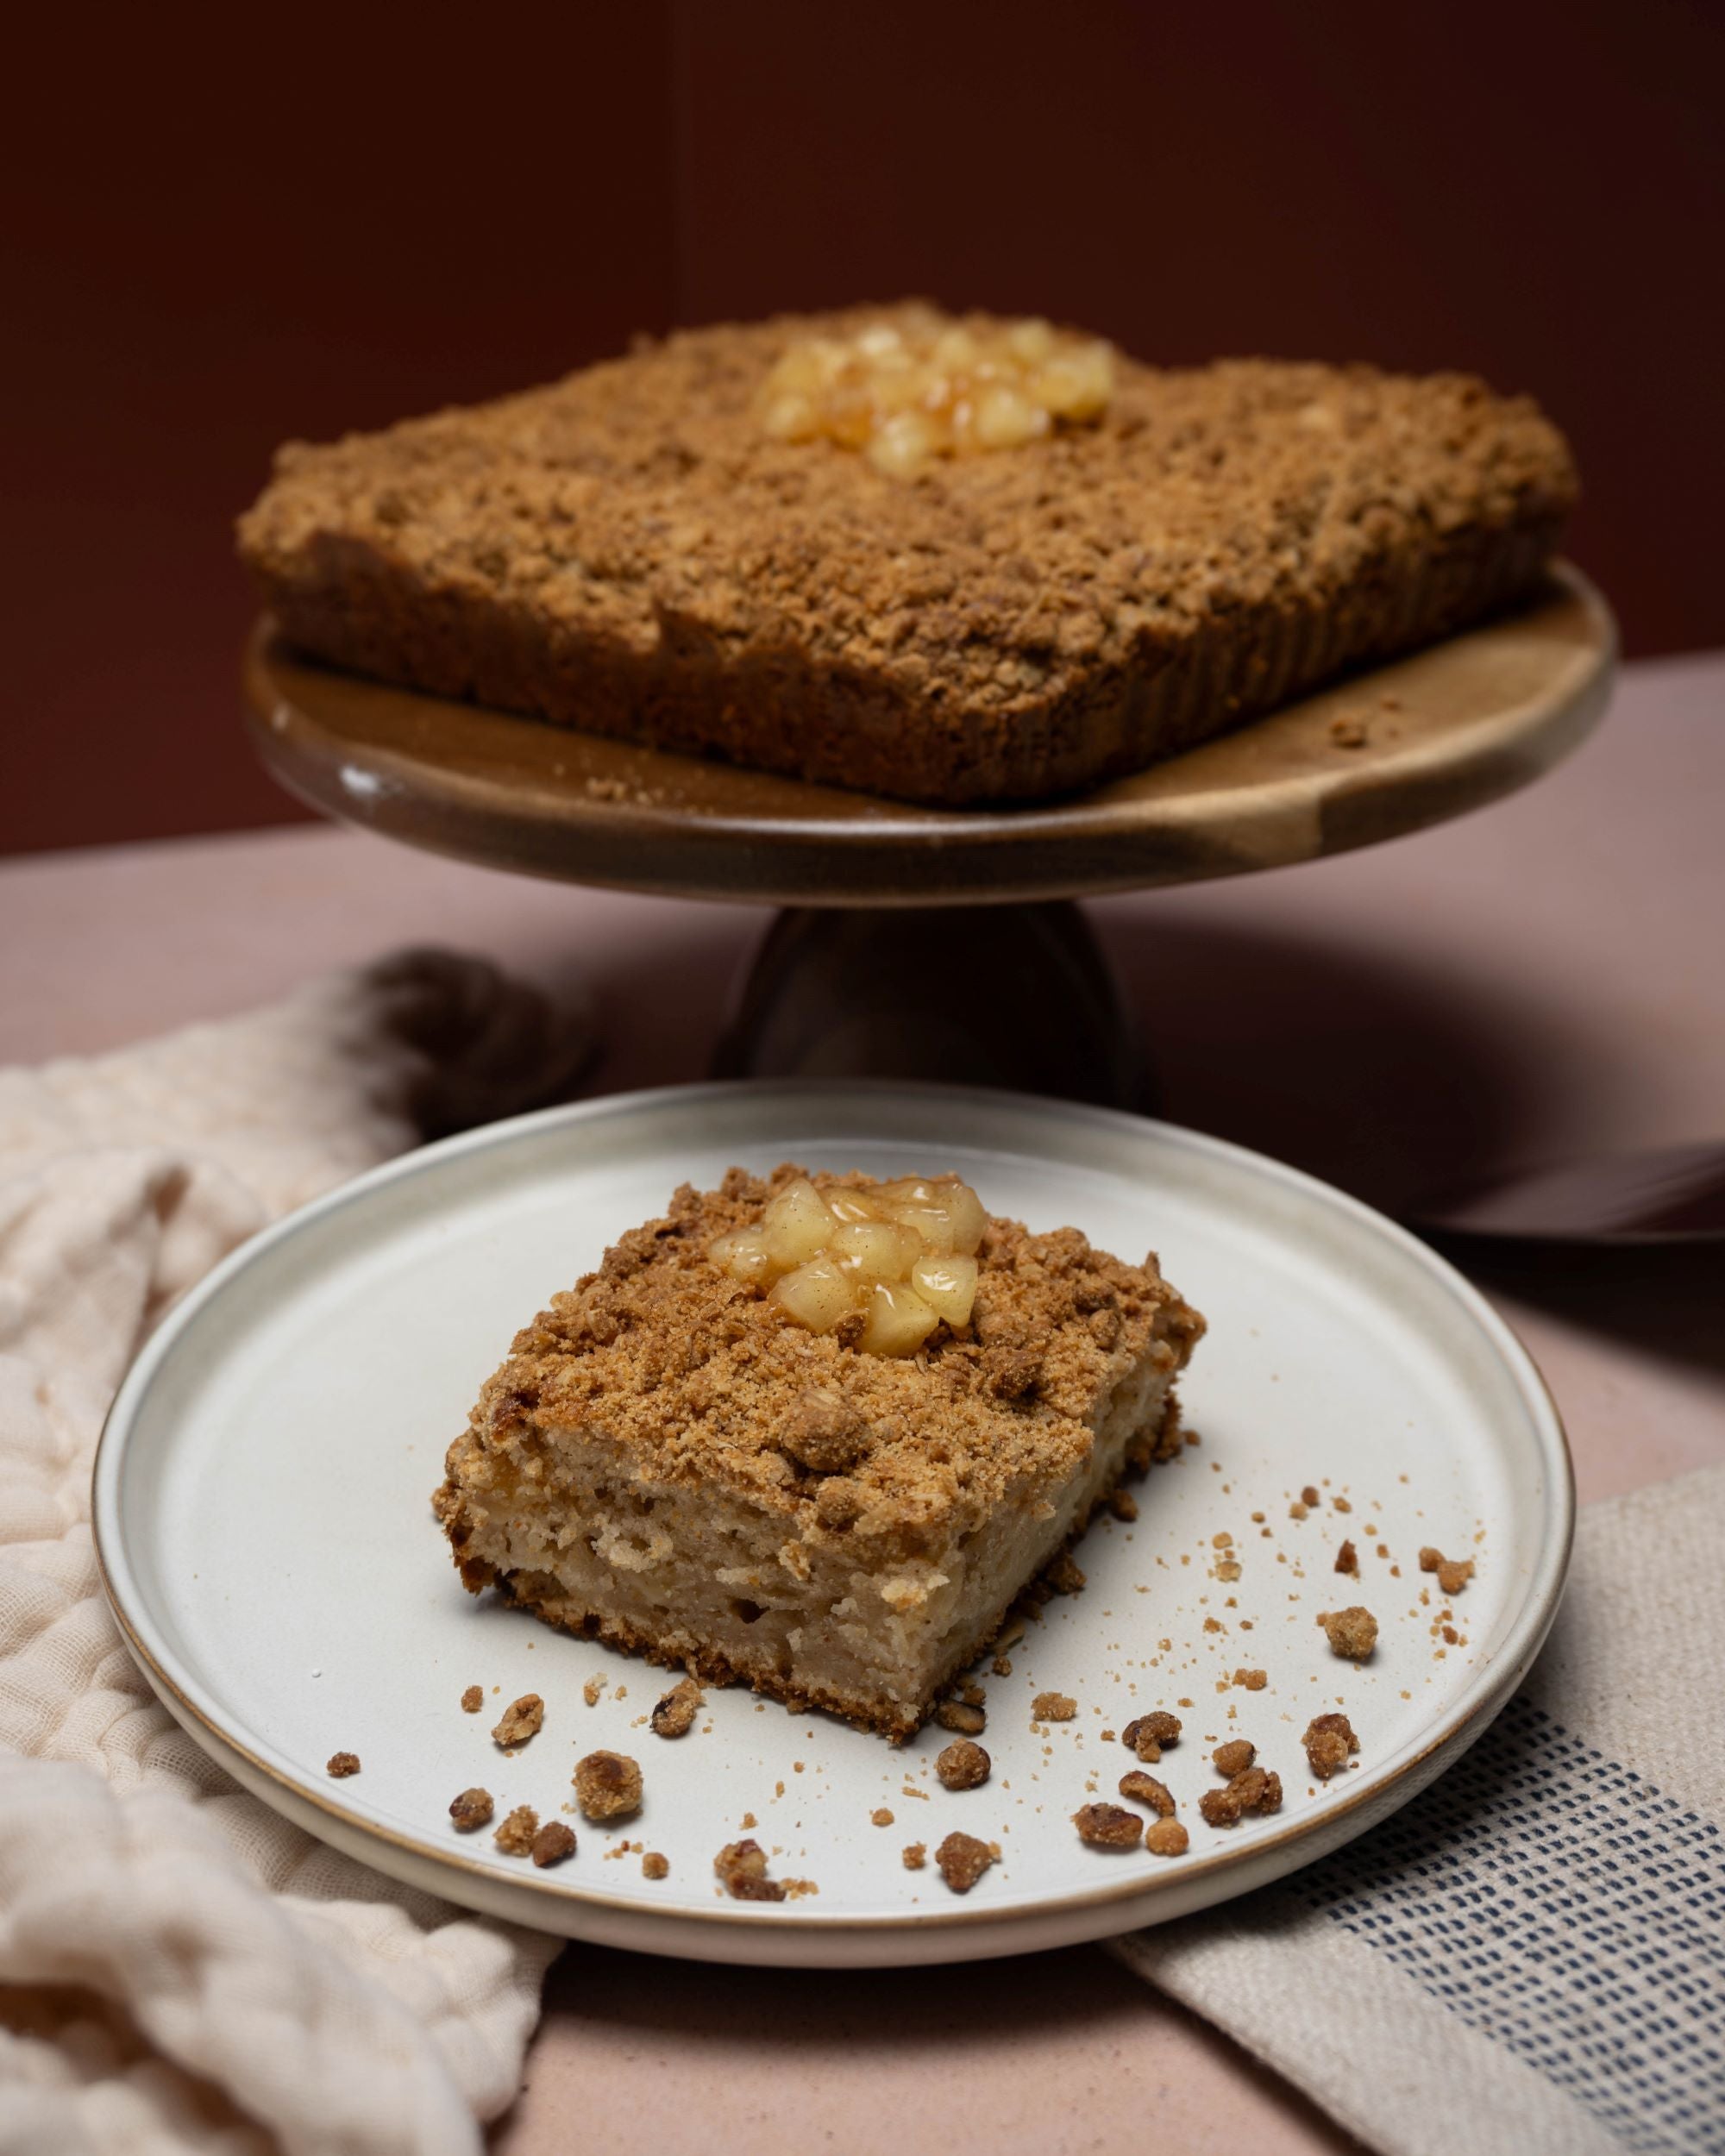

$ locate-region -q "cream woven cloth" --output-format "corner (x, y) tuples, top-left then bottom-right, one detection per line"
(0, 954), (590, 2156)
(1119, 1462), (1725, 2156)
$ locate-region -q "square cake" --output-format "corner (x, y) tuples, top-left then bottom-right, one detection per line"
(238, 304), (1577, 807)
(433, 1166), (1205, 1739)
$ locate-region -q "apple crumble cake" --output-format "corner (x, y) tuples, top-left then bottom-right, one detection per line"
(238, 304), (1577, 806)
(433, 1165), (1203, 1739)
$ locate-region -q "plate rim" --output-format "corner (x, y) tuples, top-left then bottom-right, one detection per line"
(93, 1079), (1575, 1952)
(244, 563), (1617, 907)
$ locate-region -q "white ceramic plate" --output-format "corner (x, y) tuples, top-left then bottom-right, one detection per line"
(95, 1083), (1571, 1967)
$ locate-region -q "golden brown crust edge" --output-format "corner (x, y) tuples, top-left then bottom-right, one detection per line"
(249, 510), (1563, 809)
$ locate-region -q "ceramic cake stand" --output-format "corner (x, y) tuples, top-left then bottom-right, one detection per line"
(245, 566), (1615, 1106)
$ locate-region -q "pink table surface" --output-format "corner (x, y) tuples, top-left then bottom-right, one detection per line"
(3, 650), (1721, 2155)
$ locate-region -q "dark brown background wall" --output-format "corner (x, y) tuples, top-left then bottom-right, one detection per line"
(5, 0), (1721, 857)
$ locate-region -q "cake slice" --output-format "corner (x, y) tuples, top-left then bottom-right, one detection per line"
(433, 1166), (1204, 1739)
(238, 304), (1577, 806)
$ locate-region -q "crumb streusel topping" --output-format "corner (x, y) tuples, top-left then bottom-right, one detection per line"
(448, 1165), (1201, 1562)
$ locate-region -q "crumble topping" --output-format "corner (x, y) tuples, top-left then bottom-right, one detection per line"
(649, 1677), (704, 1738)
(1420, 1547), (1476, 1595)
(1303, 1712), (1360, 1781)
(902, 1843), (927, 1871)
(871, 1808), (895, 1827)
(1042, 1551), (1087, 1595)
(1199, 1767), (1283, 1827)
(325, 1752), (361, 1778)
(934, 1831), (997, 1893)
(493, 1805), (539, 1856)
(449, 1787), (494, 1831)
(1212, 1739), (1256, 1776)
(461, 1685), (483, 1714)
(1118, 1771), (1176, 1815)
(642, 1851), (668, 1879)
(1232, 1667), (1268, 1691)
(936, 1739), (991, 1791)
(1032, 1692), (1077, 1722)
(492, 1694), (544, 1748)
(1320, 1606), (1380, 1660)
(715, 1839), (787, 1902)
(574, 1750), (643, 1821)
(1334, 1539), (1358, 1576)
(1075, 1802), (1143, 1850)
(1145, 1818), (1190, 1857)
(757, 309), (1114, 476)
(1122, 1711), (1182, 1763)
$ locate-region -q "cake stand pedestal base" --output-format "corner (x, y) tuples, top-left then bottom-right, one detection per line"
(712, 901), (1148, 1107)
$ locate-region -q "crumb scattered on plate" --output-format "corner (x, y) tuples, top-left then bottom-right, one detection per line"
(934, 1831), (997, 1892)
(1303, 1712), (1360, 1780)
(574, 1750), (643, 1821)
(1074, 1802), (1143, 1850)
(716, 1839), (787, 1902)
(494, 1804), (539, 1855)
(492, 1694), (544, 1747)
(449, 1787), (493, 1831)
(936, 1739), (991, 1790)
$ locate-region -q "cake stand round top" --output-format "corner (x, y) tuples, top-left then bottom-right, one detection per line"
(245, 565), (1614, 909)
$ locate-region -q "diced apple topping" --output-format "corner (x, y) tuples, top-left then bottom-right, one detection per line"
(708, 1174), (985, 1354)
(761, 1177), (835, 1268)
(757, 309), (1114, 475)
(706, 1228), (773, 1284)
(829, 1219), (925, 1279)
(769, 1255), (856, 1333)
(859, 1280), (940, 1357)
(910, 1253), (978, 1326)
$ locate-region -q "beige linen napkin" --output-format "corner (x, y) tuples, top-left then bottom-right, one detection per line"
(0, 953), (589, 2156)
(1118, 1463), (1725, 2156)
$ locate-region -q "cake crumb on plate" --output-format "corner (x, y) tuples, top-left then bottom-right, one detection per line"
(448, 1787), (493, 1831)
(1303, 1712), (1360, 1780)
(935, 1832), (996, 1892)
(574, 1750), (643, 1821)
(493, 1805), (539, 1856)
(492, 1694), (543, 1748)
(936, 1739), (991, 1790)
